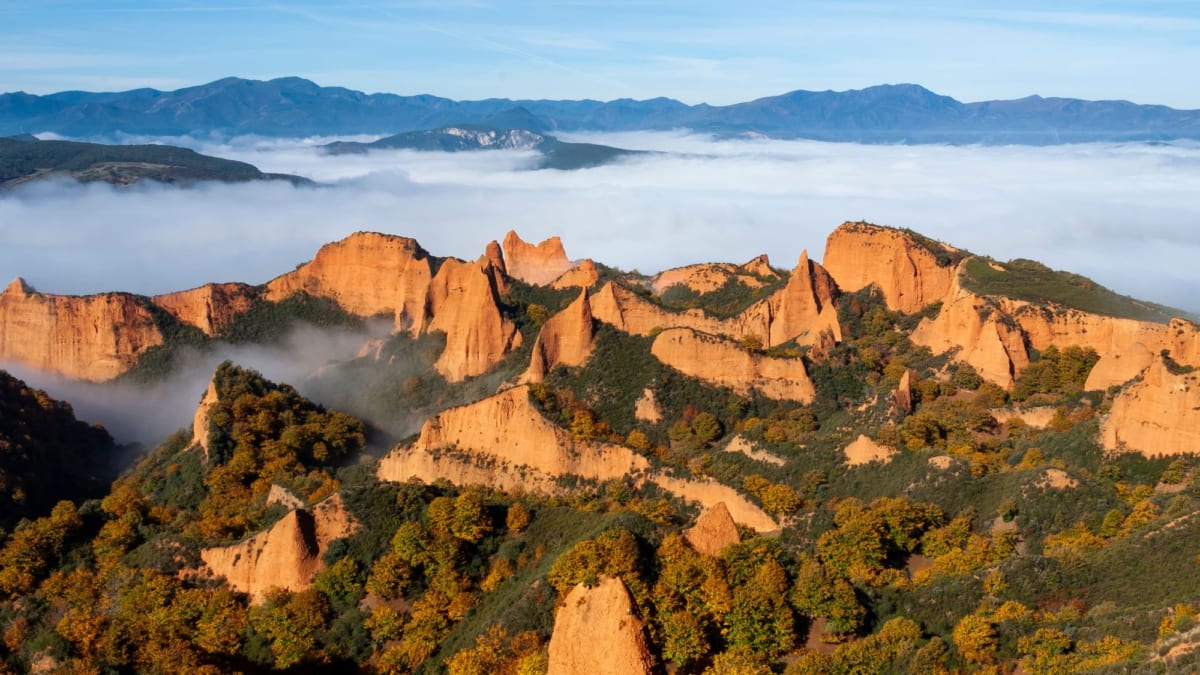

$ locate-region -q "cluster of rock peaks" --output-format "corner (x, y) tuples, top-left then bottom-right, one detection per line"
(4, 221), (1198, 458)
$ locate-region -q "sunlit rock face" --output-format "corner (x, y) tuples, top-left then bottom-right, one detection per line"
(0, 278), (164, 381)
(501, 230), (573, 286)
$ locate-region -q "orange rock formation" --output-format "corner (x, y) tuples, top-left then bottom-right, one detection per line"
(524, 289), (595, 382)
(265, 231), (434, 331)
(591, 281), (728, 337)
(736, 250), (842, 346)
(650, 254), (776, 295)
(378, 385), (778, 531)
(822, 221), (957, 313)
(1101, 357), (1200, 457)
(650, 327), (816, 402)
(594, 251), (842, 351)
(910, 282), (1030, 390)
(191, 378), (219, 459)
(425, 257), (522, 381)
(634, 388), (662, 424)
(547, 576), (654, 675)
(501, 230), (573, 286)
(377, 385), (650, 488)
(649, 475), (778, 533)
(894, 370), (914, 414)
(843, 434), (898, 467)
(1006, 307), (1200, 390)
(551, 259), (600, 289)
(200, 494), (357, 602)
(0, 278), (164, 381)
(151, 282), (259, 336)
(683, 502), (741, 556)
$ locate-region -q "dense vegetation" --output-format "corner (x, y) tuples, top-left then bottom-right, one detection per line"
(0, 137), (307, 187)
(962, 257), (1185, 322)
(2, 268), (1200, 673)
(0, 372), (116, 531)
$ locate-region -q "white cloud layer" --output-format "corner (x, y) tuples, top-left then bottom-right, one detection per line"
(3, 133), (1199, 318)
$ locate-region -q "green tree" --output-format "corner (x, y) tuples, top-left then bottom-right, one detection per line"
(691, 412), (722, 444)
(506, 502), (531, 533)
(952, 613), (997, 665)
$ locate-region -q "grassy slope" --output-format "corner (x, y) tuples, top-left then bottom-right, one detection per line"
(962, 257), (1186, 323)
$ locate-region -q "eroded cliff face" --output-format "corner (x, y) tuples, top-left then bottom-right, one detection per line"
(910, 283), (1030, 390)
(191, 378), (219, 460)
(0, 278), (164, 381)
(378, 385), (777, 531)
(650, 475), (777, 533)
(265, 231), (434, 331)
(200, 494), (357, 602)
(426, 258), (522, 381)
(650, 327), (815, 402)
(683, 502), (741, 557)
(1008, 306), (1200, 390)
(501, 230), (573, 286)
(736, 250), (842, 347)
(591, 281), (728, 337)
(377, 385), (650, 487)
(1101, 357), (1200, 457)
(822, 221), (957, 314)
(594, 252), (842, 355)
(551, 259), (600, 290)
(524, 289), (595, 383)
(650, 254), (776, 295)
(547, 576), (654, 675)
(151, 282), (259, 337)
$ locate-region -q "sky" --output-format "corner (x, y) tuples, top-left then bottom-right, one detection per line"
(2, 0), (1200, 107)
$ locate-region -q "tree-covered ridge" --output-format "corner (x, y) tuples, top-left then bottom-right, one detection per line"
(0, 371), (115, 531)
(961, 257), (1187, 323)
(0, 136), (309, 188)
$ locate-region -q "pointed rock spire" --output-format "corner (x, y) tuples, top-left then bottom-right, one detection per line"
(683, 502), (741, 556)
(547, 576), (654, 675)
(524, 288), (595, 382)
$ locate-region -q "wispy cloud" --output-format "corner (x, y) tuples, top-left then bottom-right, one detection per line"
(521, 34), (611, 51)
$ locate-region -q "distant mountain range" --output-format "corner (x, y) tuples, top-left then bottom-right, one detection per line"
(0, 135), (308, 188)
(3, 76), (1200, 144)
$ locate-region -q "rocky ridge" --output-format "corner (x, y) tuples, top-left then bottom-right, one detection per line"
(377, 385), (778, 532)
(1101, 357), (1200, 457)
(546, 576), (654, 675)
(151, 282), (259, 337)
(0, 278), (164, 381)
(523, 289), (595, 383)
(650, 254), (777, 295)
(501, 230), (573, 286)
(650, 327), (815, 402)
(199, 493), (357, 602)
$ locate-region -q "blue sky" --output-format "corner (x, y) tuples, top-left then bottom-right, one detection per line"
(2, 0), (1198, 106)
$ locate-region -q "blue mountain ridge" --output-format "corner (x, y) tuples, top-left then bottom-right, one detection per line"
(3, 77), (1199, 144)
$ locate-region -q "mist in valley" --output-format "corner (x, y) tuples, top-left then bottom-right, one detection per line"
(4, 132), (1199, 316)
(1, 319), (400, 455)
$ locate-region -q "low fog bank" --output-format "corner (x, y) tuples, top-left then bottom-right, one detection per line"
(2, 319), (393, 451)
(4, 132), (1199, 314)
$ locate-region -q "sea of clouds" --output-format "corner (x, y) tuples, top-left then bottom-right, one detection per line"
(3, 132), (1199, 312)
(3, 132), (1199, 447)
